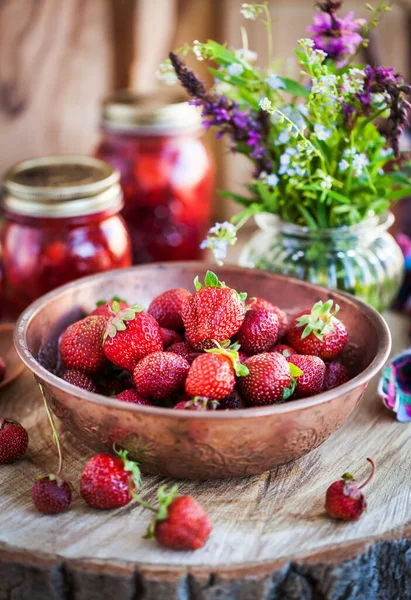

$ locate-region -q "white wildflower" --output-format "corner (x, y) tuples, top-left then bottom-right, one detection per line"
(314, 124), (331, 141)
(320, 74), (337, 87)
(297, 103), (309, 117)
(235, 48), (258, 62)
(352, 152), (369, 175)
(320, 176), (333, 190)
(201, 221), (238, 266)
(259, 97), (272, 111)
(155, 59), (178, 86)
(266, 173), (279, 187)
(339, 159), (349, 171)
(227, 63), (244, 76)
(241, 3), (259, 19)
(298, 38), (315, 48)
(193, 40), (205, 61)
(267, 73), (286, 90)
(275, 129), (290, 145)
(380, 147), (393, 158)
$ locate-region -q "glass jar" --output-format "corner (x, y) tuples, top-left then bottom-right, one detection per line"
(1, 156), (131, 317)
(94, 90), (214, 264)
(240, 212), (404, 311)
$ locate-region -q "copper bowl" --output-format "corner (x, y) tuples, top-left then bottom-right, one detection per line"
(14, 263), (391, 480)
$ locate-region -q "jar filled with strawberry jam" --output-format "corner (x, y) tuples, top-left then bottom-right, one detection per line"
(1, 156), (131, 317)
(94, 90), (214, 263)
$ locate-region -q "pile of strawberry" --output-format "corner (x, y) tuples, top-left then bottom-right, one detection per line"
(57, 271), (350, 408)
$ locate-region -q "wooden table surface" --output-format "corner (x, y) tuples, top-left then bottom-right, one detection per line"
(0, 312), (410, 600)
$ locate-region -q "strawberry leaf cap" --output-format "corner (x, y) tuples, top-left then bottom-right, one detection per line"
(115, 448), (142, 489)
(144, 484), (180, 539)
(205, 341), (249, 377)
(104, 302), (144, 340)
(295, 300), (340, 341)
(192, 396), (219, 410)
(96, 295), (127, 307)
(194, 271), (247, 304)
(288, 362), (303, 378)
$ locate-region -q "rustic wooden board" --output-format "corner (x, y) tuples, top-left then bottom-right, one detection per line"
(0, 312), (410, 599)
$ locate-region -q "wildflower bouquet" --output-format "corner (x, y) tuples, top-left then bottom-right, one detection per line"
(158, 0), (411, 266)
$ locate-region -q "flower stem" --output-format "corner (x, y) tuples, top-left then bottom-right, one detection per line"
(38, 384), (63, 477)
(262, 3), (273, 68)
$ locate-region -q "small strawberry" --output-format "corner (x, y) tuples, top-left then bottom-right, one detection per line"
(160, 327), (183, 348)
(287, 355), (326, 398)
(185, 342), (248, 400)
(91, 296), (129, 317)
(146, 485), (212, 550)
(323, 362), (349, 391)
(239, 353), (302, 406)
(325, 458), (375, 521)
(60, 316), (107, 374)
(148, 288), (190, 330)
(217, 389), (246, 410)
(285, 300), (348, 360)
(182, 271), (246, 350)
(62, 369), (98, 393)
(0, 418), (29, 464)
(133, 352), (190, 400)
(0, 356), (6, 382)
(103, 301), (163, 372)
(236, 308), (279, 354)
(173, 396), (218, 411)
(166, 341), (200, 364)
(80, 450), (142, 510)
(31, 474), (72, 514)
(271, 344), (297, 357)
(116, 389), (152, 405)
(246, 297), (289, 337)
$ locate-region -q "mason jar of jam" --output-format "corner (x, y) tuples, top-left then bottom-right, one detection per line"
(1, 155), (131, 317)
(94, 90), (214, 264)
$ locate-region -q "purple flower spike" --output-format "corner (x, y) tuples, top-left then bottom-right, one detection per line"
(307, 8), (365, 62)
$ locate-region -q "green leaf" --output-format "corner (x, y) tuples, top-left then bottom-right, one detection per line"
(389, 187), (411, 202)
(239, 292), (248, 303)
(96, 299), (107, 306)
(205, 40), (238, 65)
(281, 77), (309, 98)
(282, 379), (296, 401)
(289, 363), (303, 378)
(297, 205), (318, 229)
(111, 300), (120, 313)
(218, 190), (254, 207)
(194, 276), (203, 291)
(204, 271), (219, 288)
(235, 363), (249, 377)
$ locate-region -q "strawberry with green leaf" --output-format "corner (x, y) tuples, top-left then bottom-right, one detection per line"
(181, 271), (246, 350)
(285, 300), (348, 360)
(103, 301), (163, 372)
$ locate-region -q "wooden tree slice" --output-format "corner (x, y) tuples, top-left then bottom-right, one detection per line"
(0, 312), (410, 600)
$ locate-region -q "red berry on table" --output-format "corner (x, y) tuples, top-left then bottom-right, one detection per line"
(271, 344), (297, 357)
(325, 458), (375, 521)
(236, 308), (279, 354)
(239, 352), (297, 406)
(31, 474), (72, 514)
(91, 298), (129, 317)
(0, 418), (29, 464)
(323, 362), (349, 391)
(62, 369), (98, 393)
(160, 327), (183, 348)
(286, 355), (326, 398)
(166, 341), (200, 364)
(103, 302), (163, 372)
(246, 297), (289, 337)
(148, 485), (212, 551)
(185, 343), (248, 400)
(0, 356), (6, 382)
(116, 389), (152, 405)
(133, 352), (190, 400)
(148, 288), (190, 330)
(182, 271), (246, 350)
(285, 300), (348, 360)
(60, 315), (107, 374)
(80, 450), (141, 510)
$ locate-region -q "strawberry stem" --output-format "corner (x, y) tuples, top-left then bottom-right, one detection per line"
(358, 458), (376, 490)
(38, 384), (63, 477)
(130, 489), (157, 512)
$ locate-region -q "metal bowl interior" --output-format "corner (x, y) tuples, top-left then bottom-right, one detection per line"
(14, 263), (391, 479)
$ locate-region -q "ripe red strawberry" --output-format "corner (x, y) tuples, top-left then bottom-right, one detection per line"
(323, 362), (349, 391)
(185, 343), (248, 400)
(160, 327), (183, 348)
(166, 341), (200, 364)
(148, 288), (190, 330)
(133, 352), (189, 400)
(147, 485), (212, 550)
(0, 356), (5, 382)
(239, 352), (301, 406)
(103, 302), (163, 372)
(62, 369), (98, 393)
(31, 474), (72, 514)
(236, 308), (279, 354)
(246, 297), (288, 337)
(0, 418), (29, 464)
(91, 297), (129, 317)
(60, 316), (107, 374)
(325, 458), (375, 521)
(181, 271), (246, 350)
(285, 300), (348, 360)
(271, 344), (297, 357)
(115, 389), (152, 405)
(287, 355), (326, 398)
(80, 450), (141, 510)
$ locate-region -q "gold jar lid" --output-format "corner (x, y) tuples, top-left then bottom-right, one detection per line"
(2, 155), (122, 218)
(101, 89), (202, 134)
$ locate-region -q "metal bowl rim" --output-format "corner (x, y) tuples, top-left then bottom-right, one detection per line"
(14, 262), (391, 419)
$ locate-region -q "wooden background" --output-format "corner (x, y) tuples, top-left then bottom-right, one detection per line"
(0, 0), (411, 221)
